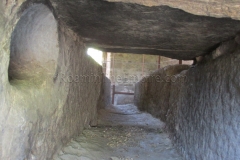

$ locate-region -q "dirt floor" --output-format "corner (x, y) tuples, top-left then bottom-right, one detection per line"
(53, 104), (183, 160)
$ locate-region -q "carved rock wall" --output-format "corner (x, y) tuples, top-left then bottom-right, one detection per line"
(135, 40), (240, 159)
(0, 2), (107, 160)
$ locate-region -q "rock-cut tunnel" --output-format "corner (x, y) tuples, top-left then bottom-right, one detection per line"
(1, 0), (240, 159)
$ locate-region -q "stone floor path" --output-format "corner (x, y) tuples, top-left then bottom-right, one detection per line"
(54, 104), (183, 160)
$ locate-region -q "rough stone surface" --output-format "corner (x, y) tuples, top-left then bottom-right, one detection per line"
(134, 40), (240, 159)
(51, 0), (240, 59)
(134, 65), (190, 121)
(107, 0), (240, 20)
(98, 76), (112, 109)
(9, 4), (59, 81)
(167, 70), (188, 139)
(196, 35), (240, 64)
(0, 3), (108, 160)
(175, 50), (240, 160)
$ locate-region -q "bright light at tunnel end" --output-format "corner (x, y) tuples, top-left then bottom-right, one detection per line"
(87, 48), (103, 66)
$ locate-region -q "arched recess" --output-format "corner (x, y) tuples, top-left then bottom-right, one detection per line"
(8, 4), (59, 83)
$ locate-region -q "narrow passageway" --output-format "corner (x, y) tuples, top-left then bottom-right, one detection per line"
(1, 1), (240, 159)
(54, 104), (183, 160)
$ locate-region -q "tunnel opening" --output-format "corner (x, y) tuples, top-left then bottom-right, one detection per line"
(87, 48), (103, 66)
(101, 52), (192, 105)
(8, 4), (59, 84)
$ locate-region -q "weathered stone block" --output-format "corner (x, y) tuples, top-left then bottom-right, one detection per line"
(0, 3), (110, 160)
(134, 64), (190, 121)
(134, 44), (240, 160)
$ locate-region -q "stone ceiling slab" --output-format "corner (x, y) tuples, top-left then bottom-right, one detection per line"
(52, 0), (240, 59)
(107, 0), (240, 20)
